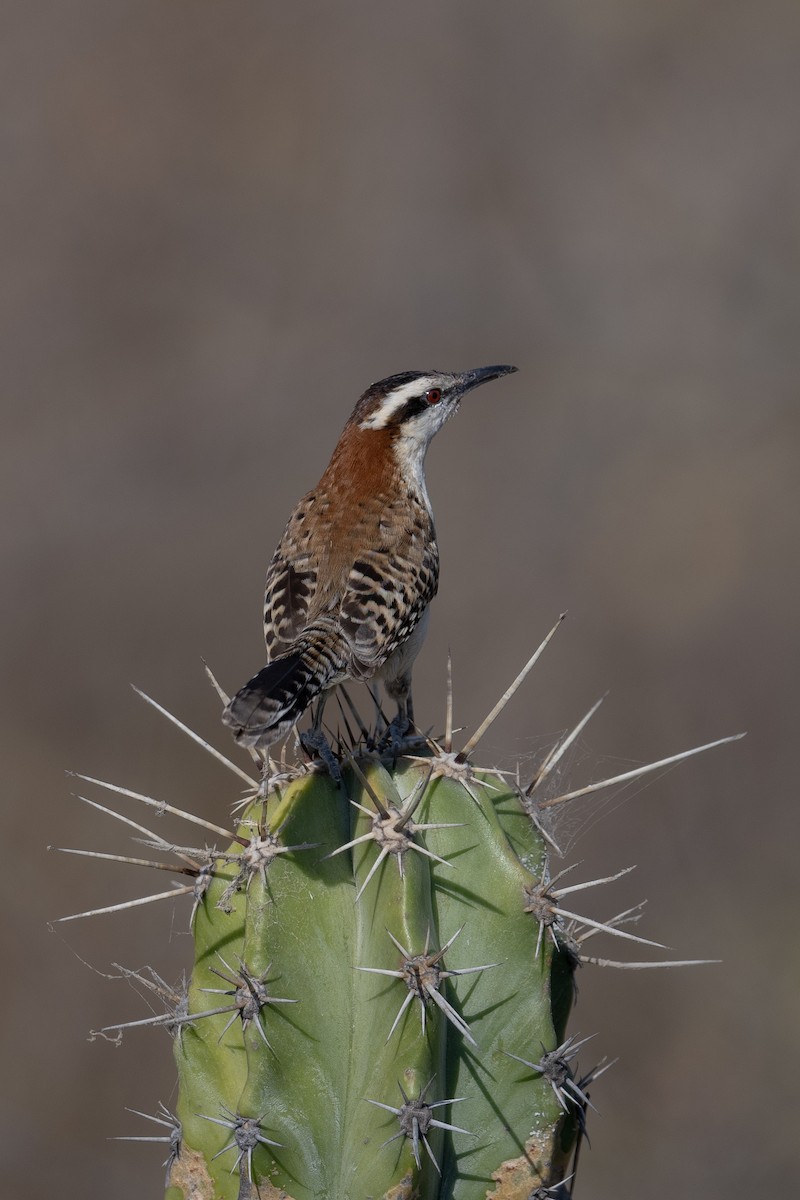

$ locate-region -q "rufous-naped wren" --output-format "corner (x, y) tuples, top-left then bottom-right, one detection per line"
(223, 365), (517, 751)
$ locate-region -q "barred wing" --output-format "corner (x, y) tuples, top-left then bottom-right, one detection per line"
(339, 523), (439, 677)
(263, 486), (439, 675)
(262, 494), (319, 658)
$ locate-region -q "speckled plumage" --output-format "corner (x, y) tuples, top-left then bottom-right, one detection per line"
(223, 365), (516, 749)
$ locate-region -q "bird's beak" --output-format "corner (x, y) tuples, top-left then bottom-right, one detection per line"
(457, 364), (518, 395)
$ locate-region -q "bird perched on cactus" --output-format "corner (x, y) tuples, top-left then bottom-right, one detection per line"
(222, 365), (517, 753)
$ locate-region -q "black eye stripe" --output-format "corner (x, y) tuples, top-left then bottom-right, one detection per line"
(395, 397), (430, 422)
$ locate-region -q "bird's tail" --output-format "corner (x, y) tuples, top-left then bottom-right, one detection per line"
(222, 622), (347, 749)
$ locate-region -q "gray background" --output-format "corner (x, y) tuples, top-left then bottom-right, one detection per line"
(3, 2), (797, 1197)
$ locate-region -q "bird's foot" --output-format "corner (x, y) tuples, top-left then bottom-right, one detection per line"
(378, 715), (428, 758)
(299, 728), (343, 783)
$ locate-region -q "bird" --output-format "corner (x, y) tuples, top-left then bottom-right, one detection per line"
(222, 364), (517, 756)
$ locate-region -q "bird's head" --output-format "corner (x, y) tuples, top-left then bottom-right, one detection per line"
(349, 365), (518, 449)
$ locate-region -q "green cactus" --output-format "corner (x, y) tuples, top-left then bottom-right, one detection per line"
(168, 746), (576, 1200)
(56, 626), (741, 1199)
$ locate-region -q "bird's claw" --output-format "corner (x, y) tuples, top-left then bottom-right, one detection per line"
(378, 715), (426, 758)
(299, 729), (343, 783)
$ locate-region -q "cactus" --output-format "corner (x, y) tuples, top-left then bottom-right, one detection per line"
(55, 620), (741, 1199)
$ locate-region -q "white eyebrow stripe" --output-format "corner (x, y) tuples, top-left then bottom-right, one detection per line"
(359, 377), (440, 429)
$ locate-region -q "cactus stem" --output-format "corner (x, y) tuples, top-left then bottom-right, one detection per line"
(538, 732), (746, 810)
(114, 1104), (182, 1184)
(58, 648), (740, 1196)
(365, 1079), (472, 1175)
(458, 614), (566, 761)
(131, 685), (258, 788)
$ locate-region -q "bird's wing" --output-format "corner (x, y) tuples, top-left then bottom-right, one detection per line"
(338, 506), (439, 675)
(264, 488), (439, 672)
(262, 493), (320, 657)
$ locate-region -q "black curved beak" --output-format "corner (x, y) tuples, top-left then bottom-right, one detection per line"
(457, 364), (518, 394)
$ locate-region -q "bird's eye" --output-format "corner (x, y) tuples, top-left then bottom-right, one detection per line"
(425, 388), (442, 405)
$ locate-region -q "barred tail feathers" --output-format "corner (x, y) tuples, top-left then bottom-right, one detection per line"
(222, 626), (346, 748)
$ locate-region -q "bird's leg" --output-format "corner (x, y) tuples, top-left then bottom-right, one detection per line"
(299, 691), (342, 782)
(381, 671), (423, 754)
(257, 754), (271, 800)
(405, 688), (415, 728)
(366, 683), (387, 746)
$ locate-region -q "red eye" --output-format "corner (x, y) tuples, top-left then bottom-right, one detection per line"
(425, 388), (442, 405)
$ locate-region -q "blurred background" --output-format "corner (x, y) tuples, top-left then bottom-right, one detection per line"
(3, 1), (798, 1196)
